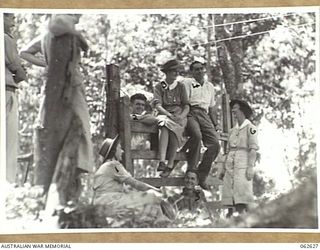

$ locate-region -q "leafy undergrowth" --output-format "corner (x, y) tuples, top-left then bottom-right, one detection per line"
(5, 183), (228, 229)
(5, 176), (318, 230)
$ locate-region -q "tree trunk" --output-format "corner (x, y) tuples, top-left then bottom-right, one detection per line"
(34, 34), (73, 192)
(214, 14), (244, 99)
(104, 64), (120, 138)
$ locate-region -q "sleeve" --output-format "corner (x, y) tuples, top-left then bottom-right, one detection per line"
(5, 35), (21, 70)
(247, 124), (259, 150)
(209, 84), (216, 108)
(179, 82), (189, 105)
(112, 161), (132, 183)
(48, 15), (76, 36)
(20, 38), (42, 55)
(5, 35), (27, 82)
(182, 78), (191, 100)
(152, 83), (163, 107)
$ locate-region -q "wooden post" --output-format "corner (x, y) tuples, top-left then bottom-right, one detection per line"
(206, 14), (213, 81)
(222, 93), (232, 153)
(119, 96), (133, 175)
(104, 64), (120, 138)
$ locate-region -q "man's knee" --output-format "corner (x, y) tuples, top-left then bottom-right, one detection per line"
(206, 139), (221, 155)
(189, 130), (202, 143)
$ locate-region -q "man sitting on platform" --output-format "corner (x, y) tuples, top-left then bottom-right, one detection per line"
(130, 93), (157, 151)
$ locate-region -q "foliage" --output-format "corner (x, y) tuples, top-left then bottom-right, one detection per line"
(5, 184), (45, 224)
(220, 171), (318, 228)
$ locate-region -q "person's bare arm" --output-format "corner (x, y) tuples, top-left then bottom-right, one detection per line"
(20, 39), (46, 67)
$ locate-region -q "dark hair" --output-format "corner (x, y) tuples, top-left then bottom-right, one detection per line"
(230, 99), (253, 119)
(189, 61), (204, 71)
(185, 169), (199, 180)
(130, 93), (147, 103)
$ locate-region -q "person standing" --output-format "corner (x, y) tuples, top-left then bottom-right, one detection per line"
(182, 61), (220, 190)
(219, 99), (259, 217)
(153, 59), (189, 178)
(4, 13), (27, 183)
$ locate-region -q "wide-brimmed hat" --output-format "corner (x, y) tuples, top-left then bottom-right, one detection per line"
(160, 59), (181, 73)
(99, 134), (120, 162)
(230, 99), (253, 119)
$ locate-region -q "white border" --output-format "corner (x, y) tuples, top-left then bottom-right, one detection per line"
(0, 6), (319, 234)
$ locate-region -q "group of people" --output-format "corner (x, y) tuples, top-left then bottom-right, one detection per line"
(5, 13), (259, 220)
(129, 59), (221, 189)
(96, 58), (259, 218)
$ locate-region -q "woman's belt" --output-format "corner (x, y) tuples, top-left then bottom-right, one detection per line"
(190, 105), (208, 113)
(229, 146), (250, 152)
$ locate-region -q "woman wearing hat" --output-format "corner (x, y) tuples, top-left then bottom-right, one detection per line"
(219, 100), (259, 217)
(153, 59), (189, 177)
(92, 135), (171, 220)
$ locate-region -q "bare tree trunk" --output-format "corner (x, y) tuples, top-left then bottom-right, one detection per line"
(34, 35), (73, 193)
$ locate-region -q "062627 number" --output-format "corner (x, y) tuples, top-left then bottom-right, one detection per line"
(300, 244), (319, 248)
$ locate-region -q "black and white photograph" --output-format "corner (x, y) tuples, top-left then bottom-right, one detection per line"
(1, 6), (319, 233)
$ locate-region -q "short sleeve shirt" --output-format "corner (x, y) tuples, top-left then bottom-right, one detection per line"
(228, 119), (259, 151)
(93, 160), (132, 194)
(153, 81), (189, 112)
(182, 77), (215, 112)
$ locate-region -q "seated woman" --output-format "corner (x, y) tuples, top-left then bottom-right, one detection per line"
(153, 59), (189, 178)
(92, 135), (170, 220)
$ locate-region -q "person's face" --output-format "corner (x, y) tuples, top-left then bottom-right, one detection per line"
(132, 99), (146, 115)
(114, 144), (123, 161)
(231, 103), (244, 120)
(4, 15), (15, 33)
(165, 69), (179, 83)
(191, 63), (205, 83)
(184, 172), (199, 190)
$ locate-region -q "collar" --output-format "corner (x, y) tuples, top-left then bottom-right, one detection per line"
(191, 78), (208, 89)
(161, 80), (178, 90)
(235, 119), (251, 130)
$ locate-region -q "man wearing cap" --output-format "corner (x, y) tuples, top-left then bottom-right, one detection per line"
(4, 13), (27, 183)
(182, 61), (220, 190)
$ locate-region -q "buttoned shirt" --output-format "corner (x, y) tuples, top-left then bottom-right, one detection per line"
(182, 77), (215, 112)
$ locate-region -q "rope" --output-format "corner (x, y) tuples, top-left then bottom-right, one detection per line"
(192, 21), (315, 47)
(167, 12), (301, 31)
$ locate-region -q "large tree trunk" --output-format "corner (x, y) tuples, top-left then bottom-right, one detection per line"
(34, 34), (74, 192)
